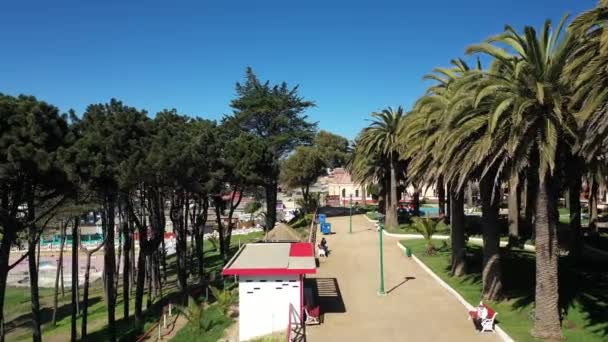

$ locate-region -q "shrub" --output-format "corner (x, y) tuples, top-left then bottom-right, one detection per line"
(411, 217), (439, 255)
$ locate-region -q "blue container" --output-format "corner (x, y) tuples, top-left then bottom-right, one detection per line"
(321, 222), (332, 234)
(318, 214), (326, 224)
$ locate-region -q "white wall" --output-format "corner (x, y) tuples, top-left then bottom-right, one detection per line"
(239, 274), (301, 341)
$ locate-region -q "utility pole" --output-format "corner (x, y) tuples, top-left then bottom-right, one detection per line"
(378, 223), (385, 296)
(349, 194), (353, 234)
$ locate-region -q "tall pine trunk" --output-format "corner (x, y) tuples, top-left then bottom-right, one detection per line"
(194, 198), (208, 285)
(172, 193), (188, 296)
(52, 221), (67, 325)
(134, 246), (146, 325)
(70, 218), (79, 341)
(27, 193), (42, 342)
(123, 218), (131, 320)
(80, 241), (103, 339)
(103, 196), (117, 342)
(531, 177), (563, 340)
(264, 182), (278, 231)
(508, 174), (521, 247)
(0, 228), (14, 342)
(479, 175), (502, 300)
(450, 188), (466, 276)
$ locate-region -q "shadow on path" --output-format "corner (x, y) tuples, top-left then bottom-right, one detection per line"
(387, 276), (416, 294)
(305, 277), (346, 319)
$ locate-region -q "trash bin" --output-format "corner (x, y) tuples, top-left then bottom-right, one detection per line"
(318, 214), (326, 224)
(321, 222), (332, 234)
(404, 246), (412, 257)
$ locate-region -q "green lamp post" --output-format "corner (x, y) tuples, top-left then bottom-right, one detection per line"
(349, 194), (353, 234)
(378, 223), (386, 295)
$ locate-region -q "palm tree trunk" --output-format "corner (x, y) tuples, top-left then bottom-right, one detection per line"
(508, 174), (520, 247)
(589, 181), (598, 231)
(446, 181), (451, 224)
(385, 155), (399, 228)
(569, 175), (582, 258)
(450, 187), (466, 276)
(531, 177), (562, 340)
(466, 182), (474, 207)
(524, 174), (537, 240)
(412, 188), (420, 217)
(437, 175), (446, 217)
(479, 176), (502, 301)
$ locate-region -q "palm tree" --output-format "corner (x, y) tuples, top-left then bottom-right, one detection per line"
(466, 17), (576, 339)
(567, 1), (608, 248)
(411, 217), (439, 255)
(357, 107), (408, 229)
(402, 60), (475, 276)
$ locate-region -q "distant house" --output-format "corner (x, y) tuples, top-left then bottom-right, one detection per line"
(324, 168), (374, 206)
(323, 168), (438, 206)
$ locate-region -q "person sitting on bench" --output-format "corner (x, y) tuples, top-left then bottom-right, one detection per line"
(320, 237), (329, 255)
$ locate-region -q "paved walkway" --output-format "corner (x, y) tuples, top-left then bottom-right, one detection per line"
(306, 215), (501, 342)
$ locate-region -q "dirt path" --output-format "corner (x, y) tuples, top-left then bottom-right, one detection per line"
(265, 223), (303, 242)
(305, 215), (501, 342)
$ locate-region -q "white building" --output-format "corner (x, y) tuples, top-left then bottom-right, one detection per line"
(223, 242), (316, 341)
(324, 168), (438, 206)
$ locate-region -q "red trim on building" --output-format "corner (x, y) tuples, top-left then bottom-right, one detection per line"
(289, 242), (314, 257)
(222, 268), (316, 276)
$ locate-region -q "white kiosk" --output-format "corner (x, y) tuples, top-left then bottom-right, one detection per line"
(223, 242), (316, 341)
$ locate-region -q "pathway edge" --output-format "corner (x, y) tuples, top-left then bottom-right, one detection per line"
(395, 242), (515, 342)
(364, 214), (534, 251)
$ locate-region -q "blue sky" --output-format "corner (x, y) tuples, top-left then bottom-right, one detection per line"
(0, 0), (596, 140)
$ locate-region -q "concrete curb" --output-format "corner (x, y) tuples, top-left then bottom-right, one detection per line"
(396, 242), (515, 342)
(364, 214), (535, 251)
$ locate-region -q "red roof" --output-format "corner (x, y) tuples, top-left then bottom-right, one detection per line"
(289, 243), (314, 257)
(222, 242), (316, 276)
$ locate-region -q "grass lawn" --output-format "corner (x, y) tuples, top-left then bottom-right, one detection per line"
(400, 239), (608, 341)
(4, 230), (265, 341)
(289, 214), (312, 240)
(385, 221), (450, 235)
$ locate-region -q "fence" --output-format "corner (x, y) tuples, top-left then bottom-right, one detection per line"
(286, 303), (306, 342)
(135, 302), (179, 342)
(307, 210), (318, 247)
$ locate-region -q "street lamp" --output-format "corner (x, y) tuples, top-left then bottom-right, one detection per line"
(349, 194), (353, 234)
(378, 223), (386, 296)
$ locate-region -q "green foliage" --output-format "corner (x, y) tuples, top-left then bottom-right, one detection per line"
(411, 217), (439, 255)
(291, 214), (313, 228)
(295, 192), (320, 213)
(281, 146), (326, 191)
(314, 130), (350, 168)
(244, 200), (262, 221)
(173, 302), (232, 342)
(208, 235), (220, 251)
(209, 286), (237, 315)
(227, 67), (317, 229)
